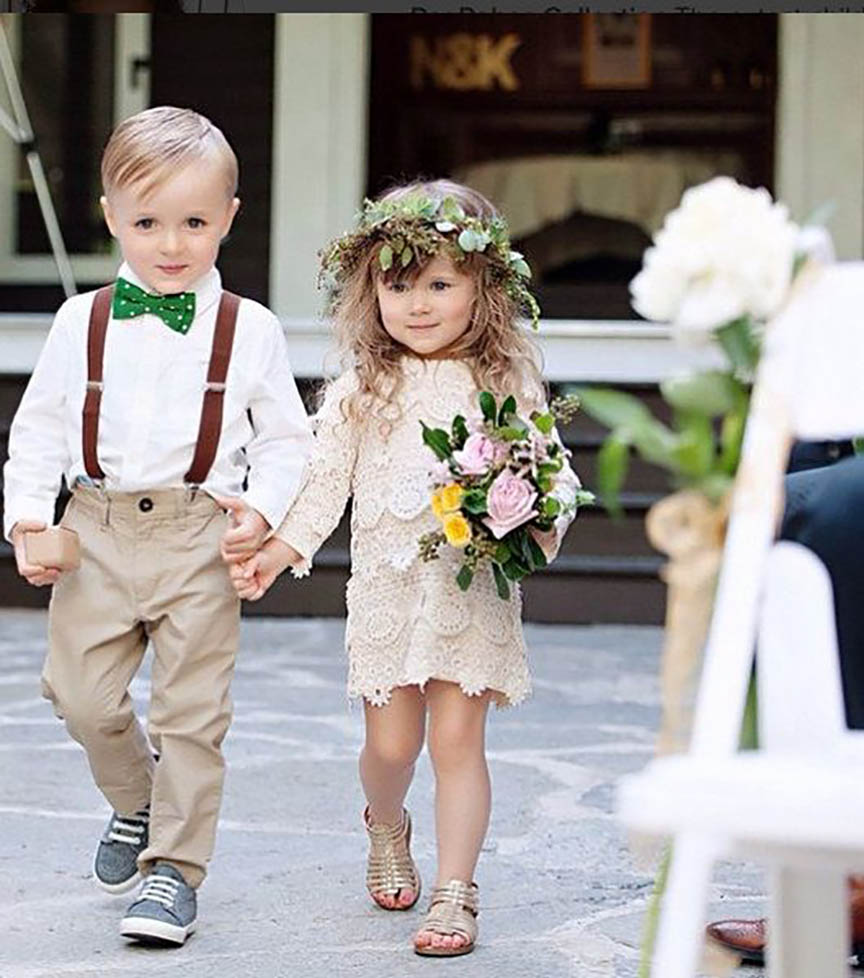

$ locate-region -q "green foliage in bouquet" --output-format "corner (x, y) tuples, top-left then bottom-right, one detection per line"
(419, 391), (593, 600)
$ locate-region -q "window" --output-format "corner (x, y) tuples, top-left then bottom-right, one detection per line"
(0, 14), (149, 282)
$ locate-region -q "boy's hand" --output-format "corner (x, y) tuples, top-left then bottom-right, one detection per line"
(11, 521), (62, 587)
(212, 495), (271, 564)
(228, 538), (304, 601)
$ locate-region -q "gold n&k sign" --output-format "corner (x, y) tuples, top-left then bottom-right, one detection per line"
(410, 34), (522, 91)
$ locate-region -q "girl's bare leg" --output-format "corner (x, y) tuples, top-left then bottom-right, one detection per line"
(416, 680), (493, 951)
(360, 685), (426, 909)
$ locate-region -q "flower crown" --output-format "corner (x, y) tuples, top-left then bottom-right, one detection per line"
(318, 193), (541, 330)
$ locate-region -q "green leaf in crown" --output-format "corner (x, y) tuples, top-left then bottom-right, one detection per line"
(317, 192), (542, 330)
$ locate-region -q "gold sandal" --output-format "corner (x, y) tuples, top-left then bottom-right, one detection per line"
(364, 806), (421, 911)
(414, 879), (479, 957)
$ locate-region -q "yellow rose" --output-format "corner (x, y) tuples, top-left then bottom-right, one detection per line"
(442, 513), (471, 548)
(431, 483), (464, 521)
(440, 484), (464, 512)
(431, 489), (446, 520)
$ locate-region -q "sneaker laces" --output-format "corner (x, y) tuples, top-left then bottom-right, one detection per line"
(107, 809), (149, 846)
(138, 873), (181, 909)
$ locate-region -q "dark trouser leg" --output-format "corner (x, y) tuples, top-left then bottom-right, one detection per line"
(780, 454), (864, 729)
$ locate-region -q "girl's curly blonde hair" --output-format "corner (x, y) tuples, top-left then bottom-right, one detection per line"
(326, 179), (545, 428)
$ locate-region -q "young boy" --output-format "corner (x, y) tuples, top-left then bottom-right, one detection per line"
(3, 106), (313, 946)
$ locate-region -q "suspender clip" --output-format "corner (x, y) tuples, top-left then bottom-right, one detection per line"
(205, 381), (226, 393)
(86, 380), (104, 391)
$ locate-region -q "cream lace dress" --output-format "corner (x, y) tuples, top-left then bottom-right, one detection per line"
(274, 356), (579, 708)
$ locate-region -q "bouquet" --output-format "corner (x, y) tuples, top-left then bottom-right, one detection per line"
(418, 391), (594, 599)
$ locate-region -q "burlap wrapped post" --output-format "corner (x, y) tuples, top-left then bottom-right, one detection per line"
(645, 490), (730, 755)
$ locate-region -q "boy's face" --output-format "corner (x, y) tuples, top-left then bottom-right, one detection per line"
(376, 255), (475, 359)
(101, 158), (240, 296)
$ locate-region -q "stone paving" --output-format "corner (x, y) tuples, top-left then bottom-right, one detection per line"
(0, 610), (771, 978)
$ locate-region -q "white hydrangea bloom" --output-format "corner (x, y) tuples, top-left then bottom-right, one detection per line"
(630, 177), (800, 338)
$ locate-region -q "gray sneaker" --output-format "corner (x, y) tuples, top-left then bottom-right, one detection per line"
(93, 807), (150, 894)
(120, 863), (197, 946)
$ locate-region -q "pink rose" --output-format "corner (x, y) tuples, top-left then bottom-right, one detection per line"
(453, 433), (496, 476)
(483, 470), (538, 539)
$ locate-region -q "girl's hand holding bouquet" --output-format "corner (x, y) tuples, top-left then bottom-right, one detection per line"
(419, 391), (593, 599)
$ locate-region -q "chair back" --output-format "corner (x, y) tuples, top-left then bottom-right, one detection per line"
(689, 263), (864, 756)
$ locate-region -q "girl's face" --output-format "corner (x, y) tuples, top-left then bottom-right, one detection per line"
(375, 255), (475, 359)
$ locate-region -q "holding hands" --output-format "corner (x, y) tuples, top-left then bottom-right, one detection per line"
(213, 494), (303, 600)
(213, 495), (271, 564)
(228, 538), (303, 601)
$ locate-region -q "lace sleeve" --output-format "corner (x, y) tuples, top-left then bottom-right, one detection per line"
(273, 370), (361, 576)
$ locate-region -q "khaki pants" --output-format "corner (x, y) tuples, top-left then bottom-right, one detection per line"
(43, 487), (240, 888)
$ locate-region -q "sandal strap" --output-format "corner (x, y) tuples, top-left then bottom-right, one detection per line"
(421, 879), (479, 942)
(364, 807), (420, 896)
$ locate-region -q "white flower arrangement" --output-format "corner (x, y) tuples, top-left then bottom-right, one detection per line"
(630, 176), (800, 338)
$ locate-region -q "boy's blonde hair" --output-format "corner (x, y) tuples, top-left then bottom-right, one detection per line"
(101, 106), (238, 200)
(330, 179), (544, 427)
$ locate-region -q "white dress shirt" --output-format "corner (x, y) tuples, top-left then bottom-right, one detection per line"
(3, 263), (313, 540)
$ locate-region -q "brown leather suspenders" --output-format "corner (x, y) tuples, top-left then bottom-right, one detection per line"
(82, 286), (113, 481)
(82, 287), (240, 486)
(184, 291), (240, 485)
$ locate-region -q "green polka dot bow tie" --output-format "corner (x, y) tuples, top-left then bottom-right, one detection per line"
(112, 277), (196, 334)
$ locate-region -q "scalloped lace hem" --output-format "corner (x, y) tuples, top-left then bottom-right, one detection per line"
(348, 674), (531, 710)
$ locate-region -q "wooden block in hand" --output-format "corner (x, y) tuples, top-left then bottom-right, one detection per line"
(24, 527), (81, 571)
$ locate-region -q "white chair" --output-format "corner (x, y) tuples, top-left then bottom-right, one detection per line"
(617, 262), (864, 978)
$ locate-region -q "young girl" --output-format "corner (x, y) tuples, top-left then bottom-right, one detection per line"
(223, 179), (580, 956)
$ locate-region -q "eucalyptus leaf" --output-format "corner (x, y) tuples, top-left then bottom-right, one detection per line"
(458, 229), (478, 252)
(456, 564), (474, 591)
(440, 196), (465, 222)
(378, 245), (393, 271)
